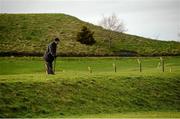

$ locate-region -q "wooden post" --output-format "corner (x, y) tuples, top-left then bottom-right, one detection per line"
(113, 63), (116, 72)
(160, 57), (164, 72)
(170, 67), (172, 73)
(137, 59), (142, 72)
(157, 62), (161, 69)
(88, 67), (92, 73)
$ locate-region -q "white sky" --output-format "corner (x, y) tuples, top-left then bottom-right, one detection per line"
(0, 0), (180, 41)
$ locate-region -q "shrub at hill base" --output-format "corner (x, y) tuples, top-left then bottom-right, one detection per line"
(76, 26), (96, 45)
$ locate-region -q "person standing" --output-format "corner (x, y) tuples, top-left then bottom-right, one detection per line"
(44, 38), (60, 74)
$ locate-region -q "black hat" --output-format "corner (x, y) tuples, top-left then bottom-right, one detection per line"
(54, 38), (60, 41)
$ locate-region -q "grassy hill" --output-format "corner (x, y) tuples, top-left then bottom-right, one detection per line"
(0, 13), (180, 56)
(0, 57), (180, 117)
(1, 73), (180, 117)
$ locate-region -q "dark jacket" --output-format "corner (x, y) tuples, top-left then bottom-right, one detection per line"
(44, 41), (57, 62)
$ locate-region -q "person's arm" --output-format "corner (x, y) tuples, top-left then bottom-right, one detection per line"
(49, 42), (57, 57)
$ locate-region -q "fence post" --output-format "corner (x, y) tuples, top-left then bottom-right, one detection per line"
(113, 63), (116, 72)
(157, 62), (161, 69)
(170, 67), (172, 73)
(160, 57), (164, 72)
(137, 59), (142, 72)
(88, 67), (92, 73)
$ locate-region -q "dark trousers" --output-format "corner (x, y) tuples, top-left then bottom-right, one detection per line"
(45, 61), (54, 74)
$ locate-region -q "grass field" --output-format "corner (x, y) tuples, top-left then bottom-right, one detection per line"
(0, 56), (180, 118)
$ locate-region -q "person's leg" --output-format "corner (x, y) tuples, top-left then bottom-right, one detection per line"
(44, 62), (48, 74)
(46, 61), (54, 74)
(49, 61), (54, 74)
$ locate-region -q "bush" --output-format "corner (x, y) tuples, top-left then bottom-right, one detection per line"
(76, 26), (96, 45)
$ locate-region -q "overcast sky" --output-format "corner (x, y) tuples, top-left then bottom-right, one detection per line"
(0, 0), (180, 41)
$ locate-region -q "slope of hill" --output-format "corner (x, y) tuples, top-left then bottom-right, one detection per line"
(1, 74), (180, 117)
(0, 13), (180, 56)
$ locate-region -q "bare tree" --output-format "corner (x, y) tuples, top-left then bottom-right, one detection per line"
(178, 31), (180, 41)
(154, 33), (160, 40)
(177, 26), (180, 42)
(99, 13), (127, 48)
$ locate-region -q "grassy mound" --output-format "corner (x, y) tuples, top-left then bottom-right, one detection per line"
(0, 73), (180, 117)
(0, 14), (180, 56)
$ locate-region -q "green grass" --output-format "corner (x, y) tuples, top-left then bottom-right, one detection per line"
(0, 57), (180, 118)
(76, 111), (180, 118)
(0, 14), (180, 56)
(1, 56), (180, 75)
